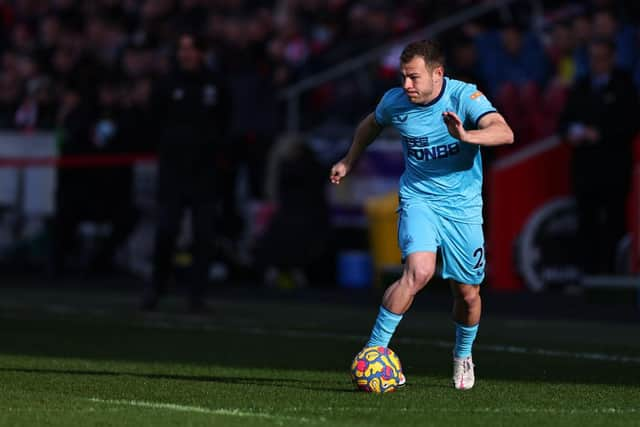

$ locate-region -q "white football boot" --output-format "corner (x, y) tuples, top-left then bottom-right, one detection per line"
(452, 355), (475, 390)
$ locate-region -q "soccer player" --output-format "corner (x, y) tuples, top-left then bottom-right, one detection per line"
(330, 40), (514, 390)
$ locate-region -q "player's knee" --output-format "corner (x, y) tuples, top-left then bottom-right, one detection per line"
(459, 290), (481, 310)
(402, 266), (434, 294)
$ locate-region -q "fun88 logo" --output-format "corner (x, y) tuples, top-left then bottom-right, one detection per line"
(404, 136), (460, 161)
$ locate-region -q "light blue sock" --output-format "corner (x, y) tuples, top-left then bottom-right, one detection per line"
(366, 306), (403, 347)
(454, 322), (479, 358)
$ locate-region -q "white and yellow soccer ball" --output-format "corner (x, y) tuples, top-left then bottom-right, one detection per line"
(350, 346), (405, 393)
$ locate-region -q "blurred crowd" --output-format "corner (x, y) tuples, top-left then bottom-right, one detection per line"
(464, 2), (640, 146)
(0, 0), (477, 132)
(363, 0), (640, 148)
(3, 0), (639, 143)
(0, 0), (639, 291)
(0, 0), (498, 289)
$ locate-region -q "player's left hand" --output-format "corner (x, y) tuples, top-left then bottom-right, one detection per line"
(442, 111), (467, 141)
(330, 159), (351, 184)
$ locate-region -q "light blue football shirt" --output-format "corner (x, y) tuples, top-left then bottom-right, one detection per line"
(374, 77), (496, 224)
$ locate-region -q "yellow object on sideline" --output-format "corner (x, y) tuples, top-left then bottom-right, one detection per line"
(365, 192), (402, 285)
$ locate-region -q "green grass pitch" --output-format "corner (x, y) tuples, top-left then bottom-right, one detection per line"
(0, 286), (638, 426)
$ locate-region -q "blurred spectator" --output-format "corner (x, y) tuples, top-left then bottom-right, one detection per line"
(223, 10), (280, 201)
(0, 55), (21, 128)
(477, 23), (550, 98)
(50, 80), (93, 277)
(141, 33), (231, 312)
(35, 14), (62, 74)
(559, 38), (639, 276)
(14, 74), (57, 131)
(446, 35), (485, 91)
(120, 76), (155, 152)
(591, 9), (637, 73)
(480, 23), (551, 145)
(88, 74), (138, 274)
(570, 12), (593, 81)
(573, 8), (639, 82)
(50, 75), (137, 277)
(546, 21), (577, 87)
(255, 133), (330, 288)
(539, 21), (577, 135)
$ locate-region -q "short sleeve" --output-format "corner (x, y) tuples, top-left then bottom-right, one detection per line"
(460, 84), (497, 128)
(374, 90), (395, 127)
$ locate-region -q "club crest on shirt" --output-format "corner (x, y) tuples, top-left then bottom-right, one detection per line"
(393, 114), (408, 123)
(470, 91), (484, 100)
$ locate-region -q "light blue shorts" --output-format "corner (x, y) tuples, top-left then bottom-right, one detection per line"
(397, 202), (485, 285)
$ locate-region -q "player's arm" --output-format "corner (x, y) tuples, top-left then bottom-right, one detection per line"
(442, 111), (514, 146)
(330, 113), (382, 184)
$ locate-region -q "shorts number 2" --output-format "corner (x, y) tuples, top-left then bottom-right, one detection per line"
(473, 247), (484, 269)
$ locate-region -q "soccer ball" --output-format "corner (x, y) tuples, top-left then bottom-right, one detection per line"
(350, 346), (405, 393)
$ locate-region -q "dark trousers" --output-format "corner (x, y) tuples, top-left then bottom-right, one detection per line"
(575, 189), (627, 275)
(572, 150), (631, 275)
(573, 158), (629, 275)
(151, 194), (217, 303)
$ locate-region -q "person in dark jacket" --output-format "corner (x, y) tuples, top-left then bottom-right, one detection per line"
(51, 75), (137, 277)
(560, 38), (639, 276)
(50, 80), (94, 277)
(141, 33), (231, 312)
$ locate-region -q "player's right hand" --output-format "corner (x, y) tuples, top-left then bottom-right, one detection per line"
(330, 160), (350, 184)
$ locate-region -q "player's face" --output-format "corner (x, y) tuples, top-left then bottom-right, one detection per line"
(400, 56), (443, 105)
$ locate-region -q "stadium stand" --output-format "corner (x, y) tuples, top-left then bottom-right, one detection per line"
(0, 0), (639, 292)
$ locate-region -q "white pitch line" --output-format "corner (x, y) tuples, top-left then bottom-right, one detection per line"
(396, 338), (640, 364)
(141, 318), (640, 365)
(304, 406), (639, 415)
(1, 300), (639, 366)
(87, 398), (322, 424)
(473, 343), (640, 364)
